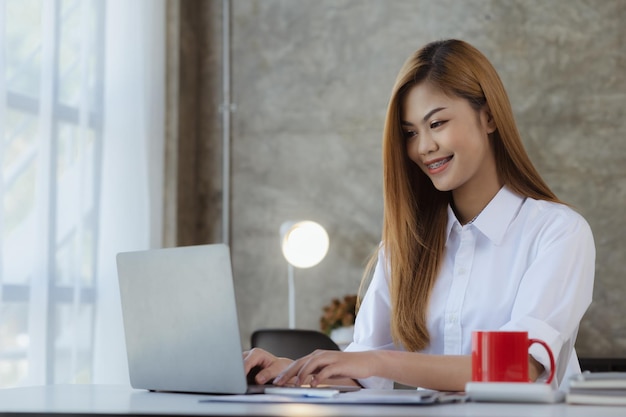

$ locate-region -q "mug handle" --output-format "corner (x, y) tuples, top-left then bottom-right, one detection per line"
(528, 338), (555, 384)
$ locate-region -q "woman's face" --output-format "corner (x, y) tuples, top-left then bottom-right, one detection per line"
(401, 82), (498, 197)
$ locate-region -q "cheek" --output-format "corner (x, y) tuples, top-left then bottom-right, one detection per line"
(405, 143), (429, 176)
(405, 140), (422, 166)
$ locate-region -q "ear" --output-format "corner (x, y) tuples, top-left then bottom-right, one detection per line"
(482, 105), (497, 134)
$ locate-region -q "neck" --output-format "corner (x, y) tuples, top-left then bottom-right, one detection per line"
(452, 179), (503, 225)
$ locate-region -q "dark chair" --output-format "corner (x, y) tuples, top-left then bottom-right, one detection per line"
(579, 357), (626, 372)
(250, 328), (340, 360)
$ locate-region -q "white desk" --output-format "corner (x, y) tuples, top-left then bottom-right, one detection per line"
(0, 384), (624, 417)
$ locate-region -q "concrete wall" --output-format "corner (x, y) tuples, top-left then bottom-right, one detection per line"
(176, 0), (626, 357)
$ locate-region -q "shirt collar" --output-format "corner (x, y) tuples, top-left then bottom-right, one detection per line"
(446, 186), (525, 245)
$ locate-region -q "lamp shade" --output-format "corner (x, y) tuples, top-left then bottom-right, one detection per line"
(280, 221), (329, 268)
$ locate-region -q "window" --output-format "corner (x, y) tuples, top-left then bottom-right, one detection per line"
(1, 0), (104, 386)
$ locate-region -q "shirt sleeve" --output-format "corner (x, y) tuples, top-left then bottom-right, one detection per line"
(499, 207), (595, 387)
(343, 245), (398, 389)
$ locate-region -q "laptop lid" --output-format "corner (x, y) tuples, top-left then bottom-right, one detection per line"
(116, 243), (249, 394)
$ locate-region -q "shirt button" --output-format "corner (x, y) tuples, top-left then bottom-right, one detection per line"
(457, 268), (467, 275)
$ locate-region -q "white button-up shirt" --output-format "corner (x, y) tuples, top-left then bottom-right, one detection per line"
(345, 186), (595, 389)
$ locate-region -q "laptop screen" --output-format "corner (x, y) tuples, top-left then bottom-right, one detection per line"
(117, 244), (249, 394)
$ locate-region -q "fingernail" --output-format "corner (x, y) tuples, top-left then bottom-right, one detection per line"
(257, 375), (266, 384)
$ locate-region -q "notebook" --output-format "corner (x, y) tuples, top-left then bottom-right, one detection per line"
(116, 243), (359, 395)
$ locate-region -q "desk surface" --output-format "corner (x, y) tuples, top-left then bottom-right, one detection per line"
(0, 384), (624, 417)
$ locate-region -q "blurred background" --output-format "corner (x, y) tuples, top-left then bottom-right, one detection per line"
(0, 0), (624, 386)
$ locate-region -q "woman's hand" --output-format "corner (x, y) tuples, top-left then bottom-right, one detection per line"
(273, 350), (377, 387)
(242, 348), (294, 385)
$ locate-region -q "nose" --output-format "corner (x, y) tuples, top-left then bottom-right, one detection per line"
(407, 131), (438, 162)
(418, 131), (438, 156)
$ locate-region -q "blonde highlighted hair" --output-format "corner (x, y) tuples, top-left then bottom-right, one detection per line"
(375, 39), (560, 352)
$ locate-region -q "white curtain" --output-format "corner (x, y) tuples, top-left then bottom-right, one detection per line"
(0, 0), (165, 386)
(93, 0), (165, 384)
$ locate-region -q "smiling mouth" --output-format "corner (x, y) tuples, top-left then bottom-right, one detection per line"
(427, 156), (453, 170)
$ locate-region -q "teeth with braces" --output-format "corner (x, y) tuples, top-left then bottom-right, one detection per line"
(428, 158), (450, 169)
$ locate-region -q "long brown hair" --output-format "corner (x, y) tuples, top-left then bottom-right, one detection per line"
(377, 39), (561, 351)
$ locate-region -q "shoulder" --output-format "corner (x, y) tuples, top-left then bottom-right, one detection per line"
(518, 198), (594, 244)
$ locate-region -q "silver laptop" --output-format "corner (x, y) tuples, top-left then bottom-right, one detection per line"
(117, 243), (257, 394)
(117, 243), (360, 395)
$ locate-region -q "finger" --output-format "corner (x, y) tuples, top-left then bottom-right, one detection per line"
(242, 350), (253, 369)
(253, 357), (294, 385)
(310, 362), (350, 386)
(273, 356), (309, 386)
(242, 349), (258, 375)
(277, 351), (333, 386)
(295, 352), (338, 386)
(253, 368), (274, 385)
(242, 348), (270, 375)
(313, 352), (372, 384)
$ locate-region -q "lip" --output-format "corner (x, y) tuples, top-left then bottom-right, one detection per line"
(423, 156), (453, 174)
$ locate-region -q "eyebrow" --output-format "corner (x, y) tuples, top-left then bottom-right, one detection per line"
(401, 107), (447, 127)
(423, 107), (446, 122)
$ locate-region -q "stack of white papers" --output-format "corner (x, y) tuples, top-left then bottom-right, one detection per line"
(567, 372), (626, 405)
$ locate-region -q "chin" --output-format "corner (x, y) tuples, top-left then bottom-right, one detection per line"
(430, 181), (455, 192)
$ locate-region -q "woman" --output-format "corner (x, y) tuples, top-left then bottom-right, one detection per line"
(244, 39), (595, 392)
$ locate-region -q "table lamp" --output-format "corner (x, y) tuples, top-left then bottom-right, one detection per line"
(280, 220), (329, 328)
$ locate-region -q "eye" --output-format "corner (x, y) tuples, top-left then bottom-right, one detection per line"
(430, 120), (447, 129)
(403, 130), (417, 140)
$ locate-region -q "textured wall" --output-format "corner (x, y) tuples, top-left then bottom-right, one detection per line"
(187, 0), (626, 356)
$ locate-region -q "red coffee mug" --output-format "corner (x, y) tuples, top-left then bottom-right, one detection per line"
(471, 331), (555, 384)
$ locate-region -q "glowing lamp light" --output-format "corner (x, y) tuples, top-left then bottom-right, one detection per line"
(280, 221), (329, 269)
(279, 220), (329, 328)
